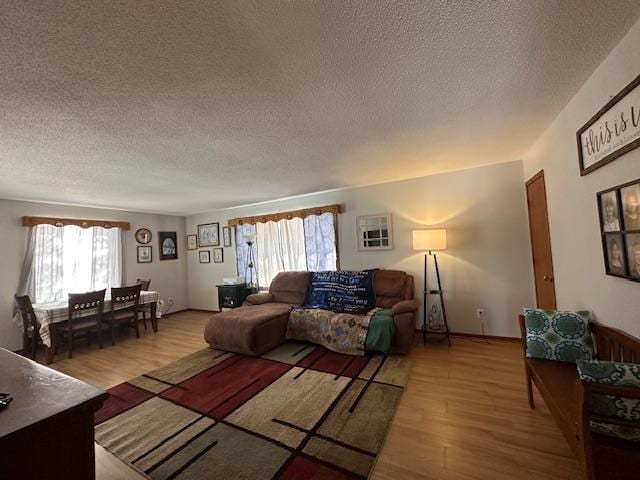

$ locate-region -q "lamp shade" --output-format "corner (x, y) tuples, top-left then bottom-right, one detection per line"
(412, 229), (447, 251)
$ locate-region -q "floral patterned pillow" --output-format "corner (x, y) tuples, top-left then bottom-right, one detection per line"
(576, 360), (640, 442)
(523, 309), (594, 363)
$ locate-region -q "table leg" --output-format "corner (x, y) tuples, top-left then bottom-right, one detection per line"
(150, 301), (158, 333)
(45, 326), (56, 364)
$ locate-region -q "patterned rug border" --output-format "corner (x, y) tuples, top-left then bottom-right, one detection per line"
(95, 342), (412, 480)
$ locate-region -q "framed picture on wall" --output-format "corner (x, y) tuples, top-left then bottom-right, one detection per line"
(222, 226), (233, 247)
(604, 234), (627, 277)
(577, 73), (640, 176)
(598, 178), (640, 283)
(356, 213), (393, 250)
(159, 231), (178, 260)
(199, 250), (210, 264)
(621, 183), (640, 231)
(213, 248), (224, 263)
(627, 233), (640, 279)
(137, 246), (152, 263)
(198, 223), (219, 247)
(599, 190), (621, 232)
(187, 234), (198, 250)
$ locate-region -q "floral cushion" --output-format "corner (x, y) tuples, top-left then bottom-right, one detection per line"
(523, 309), (594, 363)
(576, 360), (640, 442)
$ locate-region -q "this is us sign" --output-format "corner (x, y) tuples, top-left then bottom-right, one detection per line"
(577, 73), (640, 176)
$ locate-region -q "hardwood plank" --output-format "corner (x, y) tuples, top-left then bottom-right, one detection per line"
(41, 311), (581, 480)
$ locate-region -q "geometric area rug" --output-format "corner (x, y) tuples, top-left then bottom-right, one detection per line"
(94, 341), (411, 480)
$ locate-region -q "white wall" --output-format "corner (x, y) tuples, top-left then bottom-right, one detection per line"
(187, 160), (534, 338)
(522, 18), (640, 337)
(0, 199), (188, 351)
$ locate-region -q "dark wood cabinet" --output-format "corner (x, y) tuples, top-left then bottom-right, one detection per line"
(0, 348), (107, 480)
(216, 284), (258, 309)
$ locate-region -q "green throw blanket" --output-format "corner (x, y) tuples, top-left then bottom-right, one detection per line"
(366, 308), (395, 354)
(286, 307), (395, 356)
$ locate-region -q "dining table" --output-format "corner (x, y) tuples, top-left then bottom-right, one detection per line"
(30, 290), (160, 364)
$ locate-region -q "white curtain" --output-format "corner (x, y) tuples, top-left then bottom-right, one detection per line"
(31, 224), (122, 303)
(256, 218), (307, 287)
(235, 214), (338, 288)
(304, 213), (337, 271)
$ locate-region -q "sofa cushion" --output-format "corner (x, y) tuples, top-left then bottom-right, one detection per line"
(577, 360), (640, 442)
(523, 308), (594, 363)
(374, 270), (408, 308)
(269, 271), (310, 305)
(305, 270), (375, 314)
(203, 303), (291, 355)
(244, 293), (274, 306)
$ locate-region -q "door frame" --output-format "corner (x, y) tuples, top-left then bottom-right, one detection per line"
(525, 170), (557, 309)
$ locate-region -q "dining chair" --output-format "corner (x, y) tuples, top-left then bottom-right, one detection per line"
(55, 289), (106, 359)
(14, 294), (40, 360)
(136, 278), (151, 331)
(106, 284), (142, 345)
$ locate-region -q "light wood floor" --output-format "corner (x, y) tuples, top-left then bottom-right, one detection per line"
(47, 311), (582, 480)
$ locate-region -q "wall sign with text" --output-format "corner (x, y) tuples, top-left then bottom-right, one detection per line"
(577, 73), (640, 176)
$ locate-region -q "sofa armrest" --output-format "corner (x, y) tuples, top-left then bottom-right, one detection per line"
(243, 293), (275, 306)
(391, 299), (418, 315)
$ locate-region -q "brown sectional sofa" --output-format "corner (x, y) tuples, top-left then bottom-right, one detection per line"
(203, 269), (418, 356)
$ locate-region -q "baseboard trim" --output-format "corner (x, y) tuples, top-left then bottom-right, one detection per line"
(185, 308), (220, 314)
(450, 332), (520, 343)
(414, 329), (520, 343)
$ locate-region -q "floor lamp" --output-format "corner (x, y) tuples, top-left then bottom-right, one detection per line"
(412, 229), (451, 346)
(244, 233), (258, 290)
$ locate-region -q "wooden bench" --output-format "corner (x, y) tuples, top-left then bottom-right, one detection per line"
(518, 315), (640, 480)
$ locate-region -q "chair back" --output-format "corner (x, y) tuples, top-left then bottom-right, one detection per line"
(15, 295), (37, 337)
(68, 289), (106, 323)
(111, 284), (142, 313)
(136, 278), (151, 291)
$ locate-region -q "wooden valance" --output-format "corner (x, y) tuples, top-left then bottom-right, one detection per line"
(227, 204), (341, 227)
(22, 216), (131, 230)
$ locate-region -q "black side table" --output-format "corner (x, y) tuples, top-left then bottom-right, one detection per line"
(216, 284), (258, 309)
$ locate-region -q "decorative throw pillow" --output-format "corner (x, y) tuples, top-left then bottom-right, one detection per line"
(576, 360), (640, 442)
(523, 309), (594, 363)
(305, 270), (376, 314)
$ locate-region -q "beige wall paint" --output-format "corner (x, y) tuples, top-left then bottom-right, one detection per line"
(522, 18), (640, 337)
(0, 199), (188, 351)
(187, 160), (534, 338)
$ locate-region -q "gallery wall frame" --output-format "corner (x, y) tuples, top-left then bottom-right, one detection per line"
(577, 73), (640, 176)
(597, 177), (640, 282)
(198, 223), (220, 247)
(159, 231), (178, 261)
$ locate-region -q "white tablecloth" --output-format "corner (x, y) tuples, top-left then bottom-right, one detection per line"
(27, 290), (160, 347)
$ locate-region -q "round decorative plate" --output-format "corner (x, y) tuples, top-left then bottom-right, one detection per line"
(135, 228), (152, 245)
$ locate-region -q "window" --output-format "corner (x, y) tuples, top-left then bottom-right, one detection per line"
(236, 212), (338, 288)
(30, 224), (122, 303)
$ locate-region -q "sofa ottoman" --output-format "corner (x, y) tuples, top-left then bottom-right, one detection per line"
(203, 303), (292, 356)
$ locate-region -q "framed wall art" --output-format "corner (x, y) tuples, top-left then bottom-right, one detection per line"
(137, 246), (152, 263)
(597, 178), (640, 282)
(198, 223), (219, 247)
(199, 250), (210, 264)
(356, 213), (393, 251)
(187, 234), (198, 250)
(213, 247), (224, 263)
(159, 231), (178, 261)
(222, 226), (233, 247)
(577, 73), (640, 176)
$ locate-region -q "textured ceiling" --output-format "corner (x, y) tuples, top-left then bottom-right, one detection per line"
(1, 1), (639, 214)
